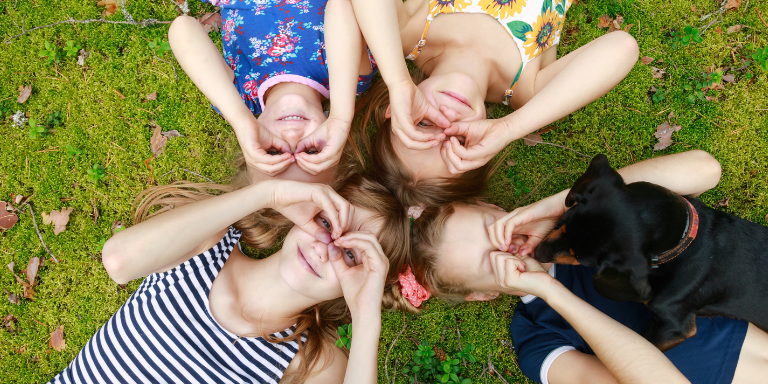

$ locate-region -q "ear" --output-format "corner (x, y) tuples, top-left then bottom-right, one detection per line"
(565, 154), (624, 208)
(592, 265), (652, 302)
(384, 105), (392, 119)
(464, 292), (499, 301)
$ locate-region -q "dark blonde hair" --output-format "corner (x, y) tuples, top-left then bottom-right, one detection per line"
(132, 156), (409, 382)
(354, 71), (502, 208)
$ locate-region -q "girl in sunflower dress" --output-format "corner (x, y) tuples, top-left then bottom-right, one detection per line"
(351, 0), (639, 206)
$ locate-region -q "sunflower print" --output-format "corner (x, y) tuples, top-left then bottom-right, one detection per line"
(522, 8), (561, 59)
(478, 0), (526, 20)
(452, 0), (474, 12)
(430, 0), (456, 13)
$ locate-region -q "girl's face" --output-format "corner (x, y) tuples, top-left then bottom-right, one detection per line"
(391, 73), (487, 181)
(435, 204), (520, 298)
(278, 205), (383, 301)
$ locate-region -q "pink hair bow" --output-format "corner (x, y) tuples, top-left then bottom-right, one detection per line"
(398, 266), (431, 308)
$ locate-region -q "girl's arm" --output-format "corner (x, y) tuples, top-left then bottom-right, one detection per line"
(493, 255), (690, 384)
(442, 32), (639, 173)
(488, 150), (722, 254)
(102, 181), (353, 284)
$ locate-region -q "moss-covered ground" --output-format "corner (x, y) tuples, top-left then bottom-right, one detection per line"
(1, 0), (766, 383)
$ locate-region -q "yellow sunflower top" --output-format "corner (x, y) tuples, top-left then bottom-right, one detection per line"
(522, 8), (561, 59)
(478, 0), (526, 20)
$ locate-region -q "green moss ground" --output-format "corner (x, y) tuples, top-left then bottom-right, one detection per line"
(1, 0), (767, 383)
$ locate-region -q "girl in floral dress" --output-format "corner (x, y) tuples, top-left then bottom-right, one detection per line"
(169, 0), (377, 183)
(350, 0), (639, 206)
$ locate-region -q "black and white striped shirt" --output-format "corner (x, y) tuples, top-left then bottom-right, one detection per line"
(49, 227), (300, 384)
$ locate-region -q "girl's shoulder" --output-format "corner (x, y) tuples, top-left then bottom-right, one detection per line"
(281, 340), (348, 384)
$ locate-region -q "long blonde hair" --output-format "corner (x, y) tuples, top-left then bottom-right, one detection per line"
(132, 157), (409, 382)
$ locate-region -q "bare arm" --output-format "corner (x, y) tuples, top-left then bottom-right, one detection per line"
(324, 0), (364, 123)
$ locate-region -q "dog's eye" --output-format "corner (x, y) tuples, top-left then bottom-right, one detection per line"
(554, 219), (565, 230)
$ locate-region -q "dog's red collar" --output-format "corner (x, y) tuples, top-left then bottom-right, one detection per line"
(652, 198), (699, 267)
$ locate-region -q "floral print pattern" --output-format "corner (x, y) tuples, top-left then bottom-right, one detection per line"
(479, 0), (526, 19)
(522, 9), (560, 58)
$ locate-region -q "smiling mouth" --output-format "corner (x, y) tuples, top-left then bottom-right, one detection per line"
(297, 245), (321, 278)
(278, 115), (308, 121)
(439, 91), (472, 108)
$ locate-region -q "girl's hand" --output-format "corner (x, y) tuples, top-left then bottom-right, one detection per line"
(329, 232), (389, 318)
(440, 118), (512, 173)
(260, 180), (354, 242)
(236, 120), (295, 177)
(294, 117), (350, 176)
(491, 252), (557, 298)
(488, 192), (568, 255)
(387, 81), (450, 150)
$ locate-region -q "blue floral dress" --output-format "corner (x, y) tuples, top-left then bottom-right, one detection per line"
(204, 0), (378, 115)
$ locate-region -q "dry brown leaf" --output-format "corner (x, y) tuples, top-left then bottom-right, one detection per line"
(113, 89), (126, 100)
(598, 15), (612, 28)
(97, 0), (118, 16)
(651, 67), (665, 79)
(3, 314), (18, 334)
(92, 202), (99, 225)
(724, 0), (740, 10)
(691, 6), (699, 12)
(146, 91), (157, 101)
(714, 26), (722, 34)
(5, 289), (20, 305)
(0, 202), (19, 232)
(77, 49), (90, 66)
(111, 220), (125, 235)
(161, 130), (184, 138)
(26, 257), (40, 286)
(653, 121), (682, 151)
(705, 95), (719, 101)
(641, 56), (654, 65)
(49, 325), (65, 352)
(506, 159), (516, 167)
(717, 196), (731, 207)
(17, 85), (31, 103)
(44, 208), (73, 235)
(539, 126), (558, 134)
(722, 73), (736, 83)
(7, 262), (14, 273)
(707, 83), (724, 91)
(150, 124), (168, 157)
(727, 24), (743, 34)
(623, 23), (634, 32)
(523, 133), (543, 146)
(614, 15), (624, 26)
(198, 12), (222, 33)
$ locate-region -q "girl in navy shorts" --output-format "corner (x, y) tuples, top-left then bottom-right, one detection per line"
(391, 150), (768, 384)
(169, 0), (377, 184)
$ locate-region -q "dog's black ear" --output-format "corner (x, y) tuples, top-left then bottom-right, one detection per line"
(565, 154), (624, 208)
(593, 265), (652, 302)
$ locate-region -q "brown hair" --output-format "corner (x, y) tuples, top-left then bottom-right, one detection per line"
(354, 70), (502, 208)
(132, 157), (409, 382)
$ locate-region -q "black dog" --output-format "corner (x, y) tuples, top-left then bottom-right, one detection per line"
(534, 154), (768, 351)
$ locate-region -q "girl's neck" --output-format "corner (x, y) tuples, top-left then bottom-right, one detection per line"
(264, 82), (325, 109)
(430, 55), (491, 100)
(213, 249), (321, 337)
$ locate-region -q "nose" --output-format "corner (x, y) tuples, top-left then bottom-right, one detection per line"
(281, 128), (305, 152)
(310, 240), (330, 262)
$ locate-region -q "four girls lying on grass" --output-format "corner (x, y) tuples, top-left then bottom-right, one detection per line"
(47, 2), (768, 383)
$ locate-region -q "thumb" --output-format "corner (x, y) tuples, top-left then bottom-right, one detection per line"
(328, 243), (351, 281)
(424, 103), (450, 128)
(297, 220), (333, 244)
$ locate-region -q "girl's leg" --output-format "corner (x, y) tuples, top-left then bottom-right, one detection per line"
(732, 323), (768, 384)
(168, 16), (253, 127)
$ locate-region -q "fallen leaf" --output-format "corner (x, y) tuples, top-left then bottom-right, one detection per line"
(77, 49), (90, 66)
(146, 91), (157, 101)
(26, 257), (40, 286)
(724, 0), (740, 10)
(653, 121), (682, 151)
(506, 159), (517, 167)
(667, 111), (675, 120)
(614, 15), (624, 26)
(722, 74), (736, 83)
(598, 15), (612, 28)
(31, 356), (40, 363)
(15, 345), (26, 354)
(14, 195), (22, 205)
(17, 85), (31, 103)
(2, 314), (18, 334)
(623, 23), (634, 32)
(7, 262), (14, 273)
(691, 6), (698, 12)
(5, 289), (20, 305)
(717, 196), (731, 207)
(49, 325), (65, 352)
(651, 67), (665, 79)
(707, 83), (724, 91)
(113, 89), (126, 100)
(727, 24), (743, 34)
(0, 202), (19, 231)
(150, 124), (168, 157)
(714, 26), (722, 34)
(161, 130), (184, 138)
(198, 12), (222, 33)
(92, 202), (99, 225)
(44, 208), (73, 235)
(539, 126), (557, 134)
(641, 56), (654, 65)
(523, 133), (543, 146)
(111, 220), (125, 235)
(705, 95), (719, 101)
(97, 0), (117, 16)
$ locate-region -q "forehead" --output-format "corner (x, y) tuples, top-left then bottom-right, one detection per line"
(353, 205), (384, 236)
(437, 205), (488, 280)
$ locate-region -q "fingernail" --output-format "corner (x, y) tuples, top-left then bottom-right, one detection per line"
(509, 244), (518, 253)
(316, 230), (332, 244)
(520, 246), (530, 255)
(328, 243), (340, 259)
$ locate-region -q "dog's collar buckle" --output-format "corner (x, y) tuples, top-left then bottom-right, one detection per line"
(652, 198), (699, 266)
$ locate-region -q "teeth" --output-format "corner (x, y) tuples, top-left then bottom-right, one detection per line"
(280, 115), (306, 121)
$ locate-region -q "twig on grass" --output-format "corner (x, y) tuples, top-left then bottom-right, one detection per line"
(700, 14), (722, 34)
(699, 0), (729, 22)
(488, 354), (511, 384)
(385, 318), (412, 384)
(23, 203), (59, 264)
(525, 138), (590, 158)
(107, 172), (136, 192)
(182, 168), (216, 183)
(4, 17), (172, 44)
(757, 9), (768, 30)
(391, 358), (399, 384)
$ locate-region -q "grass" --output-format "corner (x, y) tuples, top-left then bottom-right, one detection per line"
(1, 0), (767, 383)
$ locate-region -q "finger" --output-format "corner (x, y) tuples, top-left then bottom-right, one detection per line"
(439, 144), (462, 175)
(312, 188), (345, 239)
(330, 193), (353, 239)
(519, 236), (544, 257)
(423, 103), (450, 128)
(444, 121), (471, 137)
(504, 257), (524, 288)
(253, 156), (295, 176)
(509, 235), (528, 254)
(250, 149), (293, 165)
(294, 156), (324, 176)
(448, 136), (486, 162)
(328, 242), (353, 277)
(443, 140), (479, 173)
(503, 212), (534, 246)
(488, 220), (505, 252)
(335, 232), (385, 256)
(296, 218), (333, 245)
(492, 252), (506, 288)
